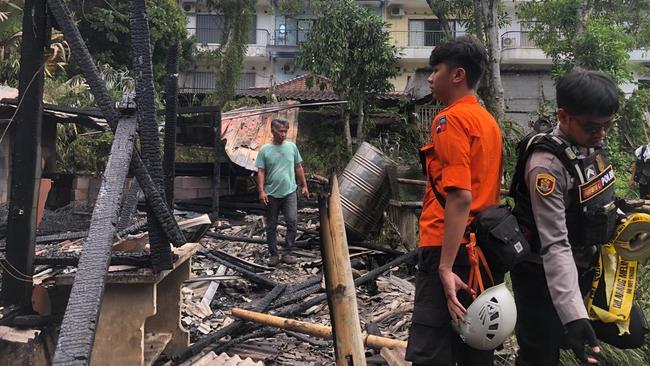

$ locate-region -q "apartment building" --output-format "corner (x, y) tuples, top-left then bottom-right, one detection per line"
(178, 0), (650, 125)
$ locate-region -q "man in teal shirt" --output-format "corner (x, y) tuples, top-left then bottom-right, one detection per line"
(256, 118), (309, 266)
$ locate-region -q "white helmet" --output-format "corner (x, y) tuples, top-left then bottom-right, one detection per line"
(452, 283), (517, 350)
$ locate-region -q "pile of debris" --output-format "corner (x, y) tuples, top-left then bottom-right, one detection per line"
(172, 204), (416, 365)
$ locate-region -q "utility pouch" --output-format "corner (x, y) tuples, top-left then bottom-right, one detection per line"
(471, 205), (531, 272)
(582, 204), (617, 247)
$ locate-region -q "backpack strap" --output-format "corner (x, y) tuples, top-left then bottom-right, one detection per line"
(509, 132), (585, 198)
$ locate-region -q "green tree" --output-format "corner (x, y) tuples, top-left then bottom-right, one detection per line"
(66, 0), (190, 86)
(196, 0), (256, 106)
(517, 0), (645, 82)
(297, 0), (399, 152)
(425, 0), (507, 123)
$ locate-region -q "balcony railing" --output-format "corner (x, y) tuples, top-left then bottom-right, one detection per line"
(389, 31), (450, 48)
(272, 28), (312, 47)
(187, 28), (271, 46)
(500, 31), (537, 49)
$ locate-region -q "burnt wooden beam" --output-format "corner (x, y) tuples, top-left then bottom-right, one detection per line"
(212, 110), (222, 216)
(116, 180), (141, 231)
(129, 0), (172, 272)
(46, 0), (186, 251)
(52, 116), (138, 365)
(36, 231), (88, 244)
(116, 219), (148, 238)
(163, 43), (179, 209)
(33, 252), (151, 267)
(1, 0), (49, 308)
(199, 250), (277, 289)
(272, 250), (416, 317)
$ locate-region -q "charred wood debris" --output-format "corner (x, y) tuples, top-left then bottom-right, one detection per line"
(0, 188), (418, 365)
(0, 1), (419, 364)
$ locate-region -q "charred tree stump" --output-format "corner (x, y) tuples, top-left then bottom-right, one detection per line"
(46, 0), (186, 250)
(163, 43), (179, 209)
(1, 0), (49, 308)
(128, 0), (173, 272)
(52, 116), (138, 365)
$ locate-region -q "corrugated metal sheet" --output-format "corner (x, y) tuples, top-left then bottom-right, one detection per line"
(221, 101), (299, 171)
(237, 74), (404, 102)
(185, 351), (264, 366)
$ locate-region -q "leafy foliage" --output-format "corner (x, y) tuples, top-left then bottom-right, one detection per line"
(517, 0), (648, 83)
(296, 0), (399, 150)
(193, 0), (256, 106)
(67, 0), (189, 86)
(298, 0), (398, 103)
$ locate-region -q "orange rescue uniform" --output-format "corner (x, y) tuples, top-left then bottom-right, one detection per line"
(419, 94), (503, 247)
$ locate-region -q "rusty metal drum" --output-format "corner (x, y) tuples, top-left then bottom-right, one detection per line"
(339, 142), (396, 239)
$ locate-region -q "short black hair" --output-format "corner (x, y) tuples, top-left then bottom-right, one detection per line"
(428, 36), (487, 89)
(556, 69), (620, 116)
(271, 118), (289, 129)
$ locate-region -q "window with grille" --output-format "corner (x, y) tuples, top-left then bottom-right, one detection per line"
(236, 73), (256, 91)
(193, 72), (216, 91)
(196, 14), (223, 44)
(408, 19), (446, 47)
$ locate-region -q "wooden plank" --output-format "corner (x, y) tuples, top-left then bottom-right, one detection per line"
(52, 116), (138, 365)
(320, 174), (367, 365)
(1, 0), (48, 308)
(380, 347), (411, 366)
(0, 325), (40, 343)
(230, 308), (407, 350)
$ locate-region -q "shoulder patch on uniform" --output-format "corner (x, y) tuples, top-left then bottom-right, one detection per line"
(535, 173), (556, 197)
(435, 115), (447, 134)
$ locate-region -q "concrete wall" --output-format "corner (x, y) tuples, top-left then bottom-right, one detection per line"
(69, 175), (224, 204)
(502, 70), (556, 127)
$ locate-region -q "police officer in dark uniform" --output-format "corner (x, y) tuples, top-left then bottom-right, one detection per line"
(509, 69), (620, 365)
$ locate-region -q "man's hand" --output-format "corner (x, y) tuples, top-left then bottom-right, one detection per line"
(438, 267), (473, 321)
(259, 191), (269, 206)
(300, 186), (310, 199)
(628, 179), (636, 188)
(564, 319), (600, 365)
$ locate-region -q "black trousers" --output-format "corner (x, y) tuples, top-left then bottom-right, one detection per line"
(405, 246), (494, 366)
(510, 261), (567, 366)
(640, 184), (649, 199)
(511, 260), (649, 366)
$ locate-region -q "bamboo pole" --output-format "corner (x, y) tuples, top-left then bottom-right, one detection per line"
(230, 308), (407, 350)
(319, 174), (367, 365)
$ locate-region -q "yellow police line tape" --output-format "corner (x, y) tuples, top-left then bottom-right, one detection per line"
(584, 213), (650, 335)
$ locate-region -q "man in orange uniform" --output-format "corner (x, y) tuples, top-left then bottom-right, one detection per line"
(405, 36), (503, 366)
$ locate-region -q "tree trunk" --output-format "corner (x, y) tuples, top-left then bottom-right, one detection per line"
(472, 0), (484, 38)
(355, 100), (365, 146)
(342, 106), (353, 153)
(477, 0), (506, 123)
(574, 0), (591, 68)
(426, 1), (454, 39)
